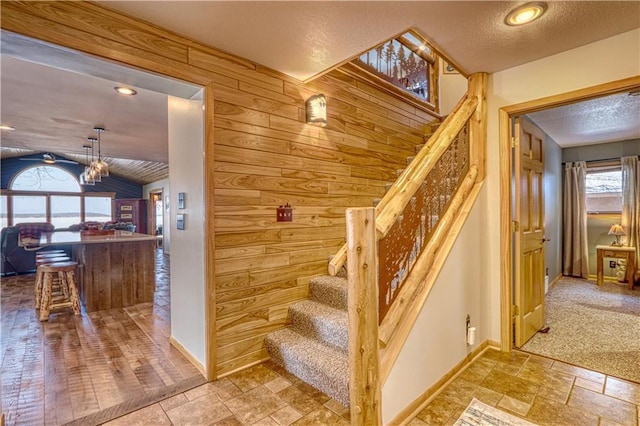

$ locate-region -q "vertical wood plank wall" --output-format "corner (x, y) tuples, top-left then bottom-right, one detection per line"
(0, 1), (438, 377)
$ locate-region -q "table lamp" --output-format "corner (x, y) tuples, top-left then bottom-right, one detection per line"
(608, 224), (625, 246)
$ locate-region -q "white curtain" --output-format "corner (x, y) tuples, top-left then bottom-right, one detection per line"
(621, 155), (639, 281)
(563, 161), (589, 278)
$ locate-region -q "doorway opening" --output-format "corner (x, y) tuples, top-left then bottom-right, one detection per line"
(1, 29), (210, 424)
(499, 77), (640, 381)
(150, 189), (164, 249)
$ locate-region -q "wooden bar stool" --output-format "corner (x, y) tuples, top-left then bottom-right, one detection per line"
(35, 255), (70, 310)
(38, 261), (81, 321)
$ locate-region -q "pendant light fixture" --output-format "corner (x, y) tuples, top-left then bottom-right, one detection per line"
(92, 126), (109, 177)
(87, 136), (101, 183)
(80, 144), (95, 186)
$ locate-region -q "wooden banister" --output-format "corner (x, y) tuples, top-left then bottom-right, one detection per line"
(374, 95), (478, 238)
(328, 93), (479, 277)
(339, 74), (487, 419)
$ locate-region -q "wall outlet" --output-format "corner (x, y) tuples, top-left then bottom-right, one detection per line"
(609, 261), (617, 269)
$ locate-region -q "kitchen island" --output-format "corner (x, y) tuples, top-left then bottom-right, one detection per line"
(40, 231), (157, 312)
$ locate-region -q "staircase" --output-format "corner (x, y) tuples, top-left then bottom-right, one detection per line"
(264, 275), (350, 406)
(265, 123), (442, 408)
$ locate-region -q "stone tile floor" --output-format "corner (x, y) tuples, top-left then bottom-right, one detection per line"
(103, 348), (640, 425)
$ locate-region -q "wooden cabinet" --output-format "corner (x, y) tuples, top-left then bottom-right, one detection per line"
(114, 198), (148, 234)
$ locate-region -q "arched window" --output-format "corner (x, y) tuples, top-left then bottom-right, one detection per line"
(3, 164), (114, 228)
(10, 165), (81, 192)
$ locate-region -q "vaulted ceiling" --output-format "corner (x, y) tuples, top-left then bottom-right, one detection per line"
(1, 2), (639, 184)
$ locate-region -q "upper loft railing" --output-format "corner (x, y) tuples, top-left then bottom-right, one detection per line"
(341, 73), (487, 425)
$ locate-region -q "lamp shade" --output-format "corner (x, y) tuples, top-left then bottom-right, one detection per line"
(608, 224), (625, 236)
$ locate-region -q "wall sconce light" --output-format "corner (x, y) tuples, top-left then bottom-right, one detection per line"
(306, 94), (327, 127)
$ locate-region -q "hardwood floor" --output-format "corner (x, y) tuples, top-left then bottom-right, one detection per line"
(1, 249), (205, 425)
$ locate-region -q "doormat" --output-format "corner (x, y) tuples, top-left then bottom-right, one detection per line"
(454, 398), (537, 426)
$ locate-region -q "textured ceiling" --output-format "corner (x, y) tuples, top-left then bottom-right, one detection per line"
(526, 92), (640, 147)
(98, 1), (640, 81)
(2, 2), (639, 184)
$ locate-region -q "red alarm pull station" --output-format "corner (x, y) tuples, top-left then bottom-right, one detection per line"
(277, 203), (293, 222)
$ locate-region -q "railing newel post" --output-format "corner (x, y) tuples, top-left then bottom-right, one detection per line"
(346, 207), (381, 426)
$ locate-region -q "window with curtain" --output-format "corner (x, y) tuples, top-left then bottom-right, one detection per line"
(585, 167), (622, 214)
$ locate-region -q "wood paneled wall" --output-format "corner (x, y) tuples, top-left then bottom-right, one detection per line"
(0, 1), (438, 378)
(211, 65), (437, 375)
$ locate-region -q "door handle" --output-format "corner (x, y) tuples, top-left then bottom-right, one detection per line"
(541, 238), (550, 243)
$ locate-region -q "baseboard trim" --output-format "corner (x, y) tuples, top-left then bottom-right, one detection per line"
(170, 336), (207, 378)
(215, 357), (268, 380)
(388, 339), (492, 426)
(549, 274), (562, 290)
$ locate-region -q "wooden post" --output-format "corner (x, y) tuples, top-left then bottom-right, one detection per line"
(346, 207), (381, 425)
(468, 72), (488, 180)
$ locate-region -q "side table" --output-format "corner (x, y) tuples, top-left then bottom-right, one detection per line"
(596, 245), (636, 290)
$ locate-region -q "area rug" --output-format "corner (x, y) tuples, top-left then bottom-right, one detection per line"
(454, 398), (536, 425)
(521, 277), (640, 383)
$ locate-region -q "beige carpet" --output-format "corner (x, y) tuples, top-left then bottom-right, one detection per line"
(521, 276), (640, 383)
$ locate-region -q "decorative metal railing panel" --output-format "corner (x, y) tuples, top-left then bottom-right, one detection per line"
(378, 123), (469, 323)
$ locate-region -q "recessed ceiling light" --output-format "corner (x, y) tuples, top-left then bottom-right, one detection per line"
(114, 86), (137, 96)
(505, 2), (547, 26)
(0, 125), (15, 131)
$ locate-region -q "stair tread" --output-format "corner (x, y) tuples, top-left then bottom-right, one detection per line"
(291, 299), (347, 319)
(289, 300), (348, 351)
(310, 275), (348, 310)
(265, 328), (349, 406)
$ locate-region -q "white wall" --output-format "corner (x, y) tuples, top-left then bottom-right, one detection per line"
(439, 58), (468, 115)
(381, 28), (640, 422)
(168, 95), (206, 366)
(143, 177), (170, 253)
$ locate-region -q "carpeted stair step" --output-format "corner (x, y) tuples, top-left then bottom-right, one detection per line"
(289, 300), (348, 352)
(265, 327), (349, 406)
(310, 275), (348, 310)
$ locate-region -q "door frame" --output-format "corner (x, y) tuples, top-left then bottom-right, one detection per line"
(499, 75), (640, 352)
(149, 187), (164, 245)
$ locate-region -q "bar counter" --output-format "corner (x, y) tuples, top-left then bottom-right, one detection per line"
(40, 231), (157, 312)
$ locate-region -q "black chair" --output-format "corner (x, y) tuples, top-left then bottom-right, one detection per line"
(1, 226), (37, 275)
(1, 224), (70, 276)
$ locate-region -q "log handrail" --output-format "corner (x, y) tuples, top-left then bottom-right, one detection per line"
(328, 94), (479, 276)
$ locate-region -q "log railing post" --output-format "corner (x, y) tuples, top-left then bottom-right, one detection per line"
(468, 72), (488, 180)
(346, 207), (381, 425)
